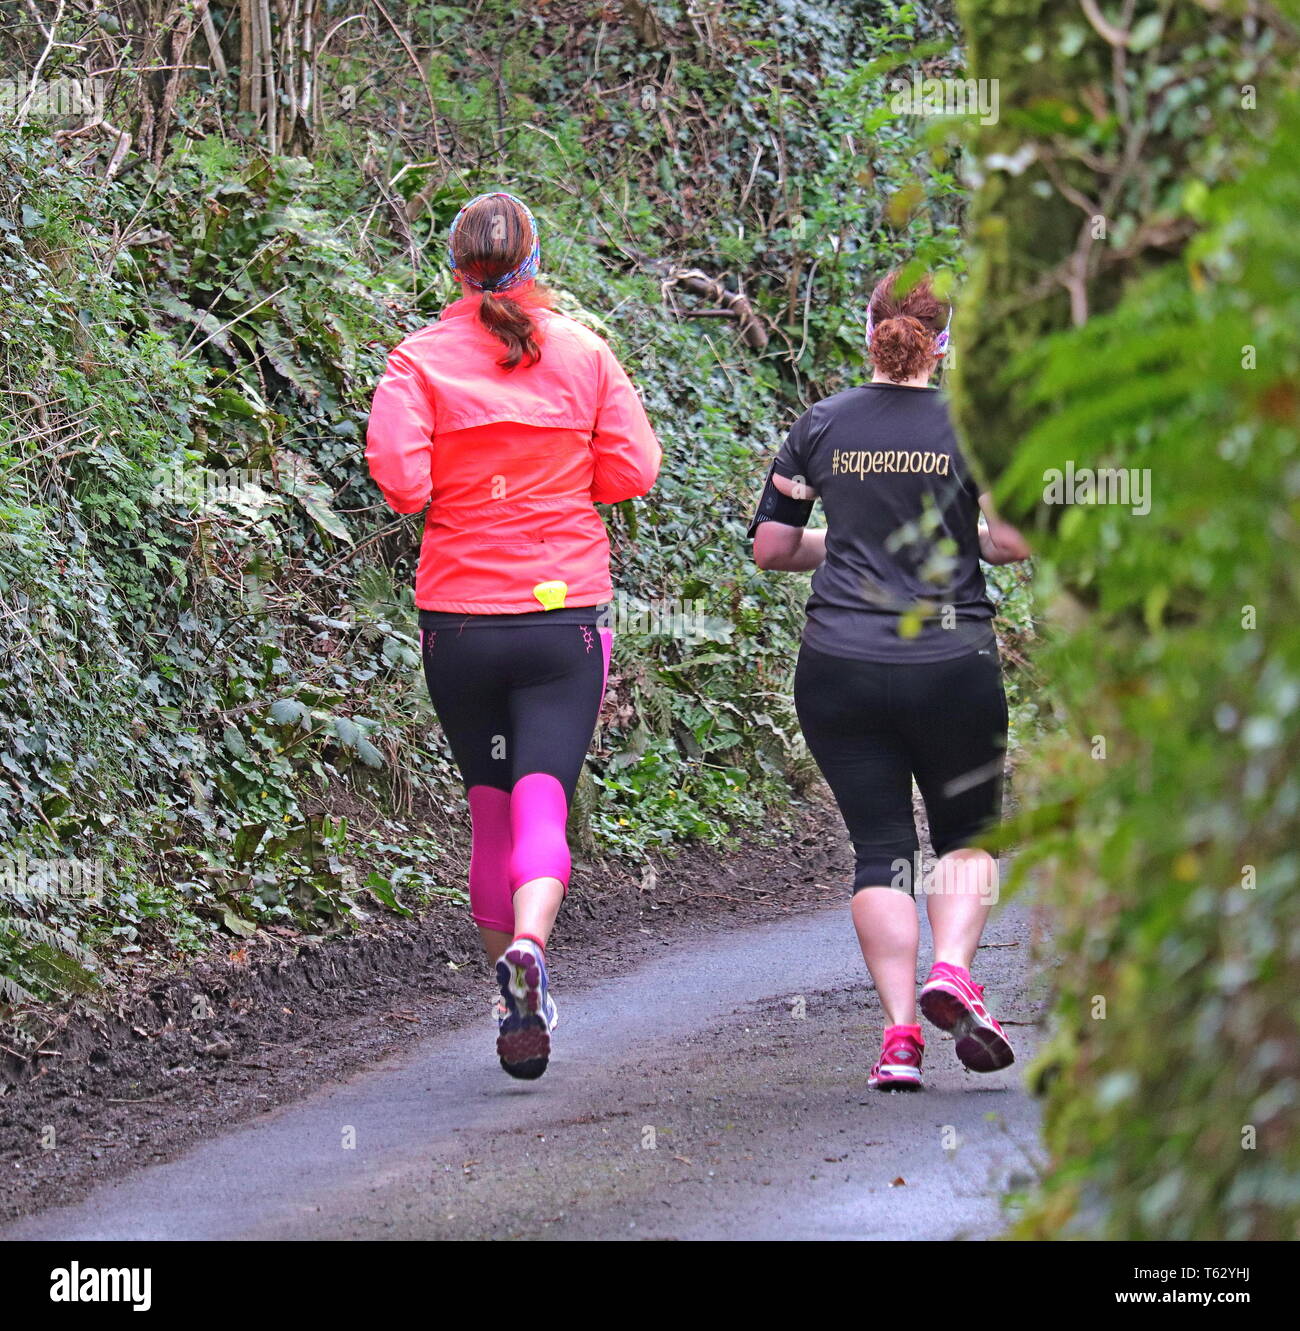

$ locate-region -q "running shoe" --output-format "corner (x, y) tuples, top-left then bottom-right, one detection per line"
(495, 939), (557, 1080)
(919, 961), (1015, 1072)
(492, 990), (557, 1032)
(868, 1024), (925, 1091)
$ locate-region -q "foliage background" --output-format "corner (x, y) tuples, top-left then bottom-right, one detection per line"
(4, 0), (1294, 1241)
(951, 0), (1299, 1239)
(3, 1), (1018, 997)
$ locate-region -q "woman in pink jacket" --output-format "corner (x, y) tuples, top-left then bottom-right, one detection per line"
(366, 192), (661, 1079)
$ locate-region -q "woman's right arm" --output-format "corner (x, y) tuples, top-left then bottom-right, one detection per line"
(754, 523), (827, 571)
(365, 346), (436, 514)
(749, 453), (825, 571)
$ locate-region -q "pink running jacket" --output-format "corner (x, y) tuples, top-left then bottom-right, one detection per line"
(365, 288), (661, 614)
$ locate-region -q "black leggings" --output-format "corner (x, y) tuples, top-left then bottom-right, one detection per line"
(419, 616), (611, 932)
(793, 642), (1007, 894)
(420, 618), (610, 796)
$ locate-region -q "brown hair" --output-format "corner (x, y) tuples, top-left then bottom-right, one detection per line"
(450, 194), (551, 370)
(868, 271), (951, 383)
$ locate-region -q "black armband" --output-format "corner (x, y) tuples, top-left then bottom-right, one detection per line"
(747, 462), (814, 538)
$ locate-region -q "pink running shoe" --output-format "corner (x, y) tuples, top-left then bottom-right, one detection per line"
(920, 961), (1015, 1072)
(868, 1024), (925, 1091)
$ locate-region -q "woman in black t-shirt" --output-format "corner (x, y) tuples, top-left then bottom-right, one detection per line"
(751, 271), (1031, 1092)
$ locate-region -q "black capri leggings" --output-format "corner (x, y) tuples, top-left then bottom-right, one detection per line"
(418, 613), (612, 932)
(793, 642), (1008, 894)
(419, 615), (610, 798)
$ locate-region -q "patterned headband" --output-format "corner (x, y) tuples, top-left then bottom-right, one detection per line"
(448, 191), (541, 295)
(866, 302), (953, 354)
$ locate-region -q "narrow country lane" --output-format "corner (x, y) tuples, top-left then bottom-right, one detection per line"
(1, 898), (1045, 1242)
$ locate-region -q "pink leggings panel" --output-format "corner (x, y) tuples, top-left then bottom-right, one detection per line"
(466, 775), (572, 931)
(509, 772), (571, 892)
(467, 785), (514, 933)
(462, 626), (613, 934)
(599, 625), (612, 695)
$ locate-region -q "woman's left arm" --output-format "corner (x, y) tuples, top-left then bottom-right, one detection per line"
(590, 341), (662, 503)
(977, 493), (1032, 564)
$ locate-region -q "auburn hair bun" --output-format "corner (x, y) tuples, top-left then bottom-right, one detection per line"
(868, 272), (951, 383)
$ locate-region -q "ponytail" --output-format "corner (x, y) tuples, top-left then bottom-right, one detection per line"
(447, 191), (550, 371)
(477, 289), (543, 370)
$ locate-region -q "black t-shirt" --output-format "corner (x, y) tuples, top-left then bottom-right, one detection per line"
(772, 382), (994, 663)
